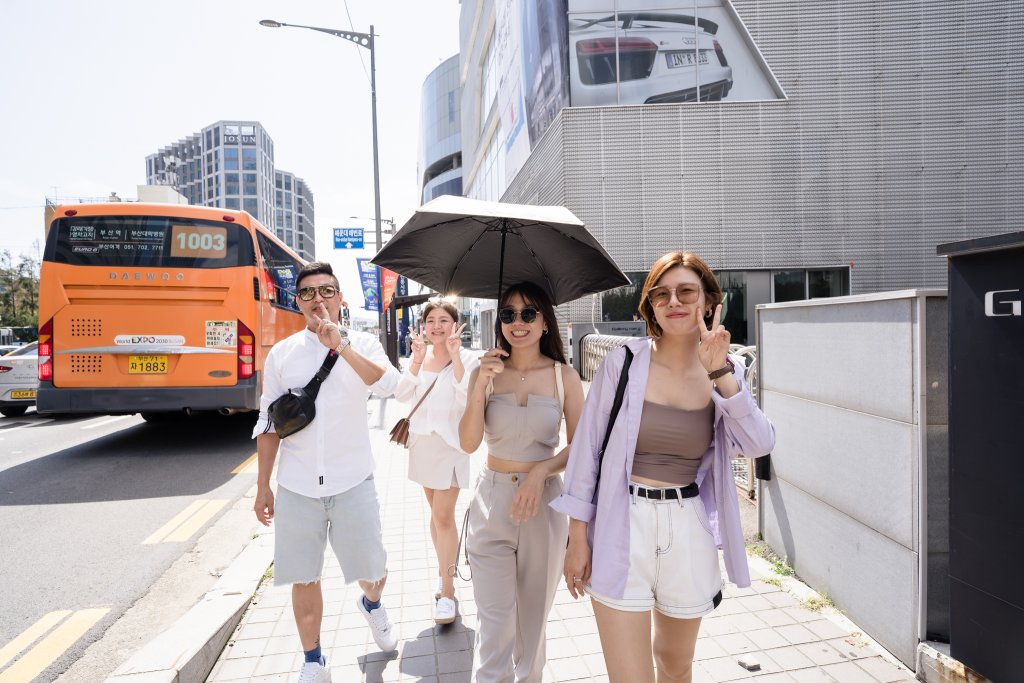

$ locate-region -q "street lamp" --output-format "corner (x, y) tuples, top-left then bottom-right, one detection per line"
(260, 18), (388, 356)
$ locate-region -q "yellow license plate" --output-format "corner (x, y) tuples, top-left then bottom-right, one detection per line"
(10, 390), (36, 399)
(128, 355), (168, 374)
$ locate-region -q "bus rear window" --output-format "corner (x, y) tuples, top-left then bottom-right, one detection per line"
(45, 216), (256, 268)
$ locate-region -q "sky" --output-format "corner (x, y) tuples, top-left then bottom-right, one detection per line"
(0, 0), (462, 319)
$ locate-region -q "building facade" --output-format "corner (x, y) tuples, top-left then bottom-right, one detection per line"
(146, 120), (316, 261)
(457, 0), (1023, 344)
(419, 55), (463, 204)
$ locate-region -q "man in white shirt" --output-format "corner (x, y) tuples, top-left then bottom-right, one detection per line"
(253, 262), (400, 683)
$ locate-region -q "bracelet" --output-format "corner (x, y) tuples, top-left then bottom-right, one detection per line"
(708, 358), (734, 381)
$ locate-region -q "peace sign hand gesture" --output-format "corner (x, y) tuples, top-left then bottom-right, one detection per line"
(697, 304), (730, 373)
(409, 325), (427, 365)
(313, 302), (343, 349)
(446, 323), (467, 355)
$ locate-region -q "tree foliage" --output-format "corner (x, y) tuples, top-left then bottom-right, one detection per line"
(0, 247), (40, 330)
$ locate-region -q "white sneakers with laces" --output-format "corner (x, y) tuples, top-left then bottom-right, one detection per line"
(295, 659), (331, 683)
(434, 596), (456, 624)
(357, 597), (399, 652)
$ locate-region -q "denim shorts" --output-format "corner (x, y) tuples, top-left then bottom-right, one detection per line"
(588, 483), (723, 618)
(273, 477), (387, 586)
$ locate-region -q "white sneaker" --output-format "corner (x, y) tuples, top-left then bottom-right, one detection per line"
(434, 576), (443, 600)
(295, 660), (331, 683)
(434, 597), (456, 625)
(357, 598), (399, 652)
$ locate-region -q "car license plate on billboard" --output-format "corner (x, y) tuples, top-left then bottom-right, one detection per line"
(666, 51), (709, 68)
(11, 389), (36, 399)
(128, 355), (168, 374)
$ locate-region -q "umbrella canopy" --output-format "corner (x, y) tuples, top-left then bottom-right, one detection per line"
(371, 195), (629, 304)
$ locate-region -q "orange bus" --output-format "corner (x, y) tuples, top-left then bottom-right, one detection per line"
(37, 203), (307, 418)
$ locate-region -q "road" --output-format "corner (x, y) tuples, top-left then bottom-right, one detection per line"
(0, 408), (262, 683)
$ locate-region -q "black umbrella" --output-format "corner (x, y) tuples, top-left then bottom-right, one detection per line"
(370, 195), (629, 304)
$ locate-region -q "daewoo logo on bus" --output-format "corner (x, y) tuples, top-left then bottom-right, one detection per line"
(108, 271), (185, 281)
(984, 289), (1021, 317)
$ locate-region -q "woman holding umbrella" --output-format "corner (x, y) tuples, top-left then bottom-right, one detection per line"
(552, 252), (775, 683)
(459, 281), (584, 683)
(394, 297), (477, 625)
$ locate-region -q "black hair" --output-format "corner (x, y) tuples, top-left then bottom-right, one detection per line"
(496, 282), (566, 364)
(295, 261), (340, 291)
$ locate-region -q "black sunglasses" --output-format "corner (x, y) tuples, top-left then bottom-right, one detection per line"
(296, 284), (338, 301)
(498, 307), (540, 324)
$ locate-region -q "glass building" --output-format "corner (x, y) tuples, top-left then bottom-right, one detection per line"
(145, 120), (316, 261)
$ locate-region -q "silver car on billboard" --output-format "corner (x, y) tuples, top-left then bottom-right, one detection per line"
(570, 12), (733, 105)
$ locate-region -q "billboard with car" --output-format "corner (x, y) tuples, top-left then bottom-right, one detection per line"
(567, 0), (782, 104)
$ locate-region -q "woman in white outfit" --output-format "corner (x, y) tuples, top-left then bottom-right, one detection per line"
(394, 298), (478, 624)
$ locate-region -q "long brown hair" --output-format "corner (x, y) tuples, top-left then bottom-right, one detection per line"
(638, 252), (723, 338)
(496, 282), (566, 364)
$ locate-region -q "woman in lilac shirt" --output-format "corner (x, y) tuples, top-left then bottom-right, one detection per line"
(551, 251), (775, 683)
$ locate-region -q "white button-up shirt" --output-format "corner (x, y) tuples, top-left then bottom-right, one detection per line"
(252, 328), (399, 498)
(393, 347), (479, 452)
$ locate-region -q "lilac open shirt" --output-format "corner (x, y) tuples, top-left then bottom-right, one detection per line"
(550, 337), (776, 596)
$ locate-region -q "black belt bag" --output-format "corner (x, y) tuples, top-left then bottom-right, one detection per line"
(265, 349), (339, 438)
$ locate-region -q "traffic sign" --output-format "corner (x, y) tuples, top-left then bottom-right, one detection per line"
(333, 227), (364, 249)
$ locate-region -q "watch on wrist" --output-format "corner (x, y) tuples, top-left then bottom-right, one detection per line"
(336, 329), (351, 353)
(708, 358), (734, 381)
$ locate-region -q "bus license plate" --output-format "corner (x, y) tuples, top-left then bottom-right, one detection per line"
(128, 355), (168, 374)
(11, 389), (36, 399)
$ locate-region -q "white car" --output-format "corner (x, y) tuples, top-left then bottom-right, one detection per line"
(0, 341), (38, 417)
(570, 12), (733, 105)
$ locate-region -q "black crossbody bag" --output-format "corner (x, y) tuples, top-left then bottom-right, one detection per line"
(264, 349), (339, 438)
(593, 346), (634, 503)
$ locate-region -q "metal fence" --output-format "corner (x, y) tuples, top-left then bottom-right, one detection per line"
(578, 333), (760, 497)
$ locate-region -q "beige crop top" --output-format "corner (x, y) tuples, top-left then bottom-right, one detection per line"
(484, 362), (564, 462)
(630, 399), (714, 486)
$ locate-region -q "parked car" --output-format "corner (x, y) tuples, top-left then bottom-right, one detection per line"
(569, 12), (733, 105)
(0, 344), (20, 356)
(0, 341), (38, 417)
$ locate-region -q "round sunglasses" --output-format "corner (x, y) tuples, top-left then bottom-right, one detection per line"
(498, 306), (540, 324)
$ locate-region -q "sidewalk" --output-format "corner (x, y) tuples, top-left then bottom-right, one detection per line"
(205, 393), (917, 683)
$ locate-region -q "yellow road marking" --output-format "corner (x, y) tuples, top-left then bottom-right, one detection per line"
(0, 610), (71, 670)
(162, 499), (228, 543)
(142, 499), (208, 544)
(232, 451), (258, 474)
(0, 608), (109, 683)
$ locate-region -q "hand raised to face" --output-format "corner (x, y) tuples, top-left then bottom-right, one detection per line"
(313, 302), (344, 350)
(446, 322), (467, 355)
(477, 346), (509, 382)
(697, 304), (730, 372)
(409, 325), (427, 363)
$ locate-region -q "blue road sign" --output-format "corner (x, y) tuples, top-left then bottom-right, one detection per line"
(333, 227), (364, 249)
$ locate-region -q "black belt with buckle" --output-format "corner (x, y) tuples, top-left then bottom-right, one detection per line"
(628, 482), (699, 500)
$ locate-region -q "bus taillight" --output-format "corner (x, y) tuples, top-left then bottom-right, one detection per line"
(237, 321), (255, 380)
(38, 317), (53, 381)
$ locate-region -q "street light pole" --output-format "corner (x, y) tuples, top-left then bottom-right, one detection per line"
(259, 18), (390, 360)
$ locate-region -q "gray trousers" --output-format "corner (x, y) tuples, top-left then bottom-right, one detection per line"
(467, 467), (568, 683)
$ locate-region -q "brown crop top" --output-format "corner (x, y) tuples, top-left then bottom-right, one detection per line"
(630, 399), (714, 486)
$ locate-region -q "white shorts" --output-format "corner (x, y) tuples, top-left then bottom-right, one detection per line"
(273, 478), (387, 586)
(588, 484), (723, 619)
(408, 431), (469, 490)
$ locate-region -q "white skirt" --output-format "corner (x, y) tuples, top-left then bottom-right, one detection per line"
(407, 432), (470, 490)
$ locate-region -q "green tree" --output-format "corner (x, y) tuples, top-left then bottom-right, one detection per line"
(0, 247), (40, 330)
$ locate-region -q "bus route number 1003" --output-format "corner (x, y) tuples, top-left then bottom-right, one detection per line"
(170, 225), (227, 259)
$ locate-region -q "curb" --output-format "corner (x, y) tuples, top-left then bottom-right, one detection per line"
(104, 528), (274, 683)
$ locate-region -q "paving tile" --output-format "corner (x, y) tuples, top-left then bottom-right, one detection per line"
(546, 636), (579, 660)
(582, 652), (608, 676)
(253, 652), (300, 676)
(694, 636), (729, 661)
(756, 609), (799, 627)
(782, 606), (824, 623)
(734, 594), (777, 612)
(788, 668), (834, 682)
(821, 661), (878, 682)
(794, 642), (846, 666)
(750, 674), (796, 682)
(758, 645), (815, 670)
(803, 619), (849, 640)
(746, 627), (790, 650)
(763, 592), (800, 608)
(397, 654), (438, 678)
(773, 623), (818, 646)
(223, 637), (266, 659)
(701, 655), (756, 681)
(715, 632), (760, 655)
(571, 632), (603, 655)
(437, 648), (473, 674)
(548, 655), (591, 681)
(826, 636), (875, 661)
(208, 656), (259, 681)
(854, 656), (918, 682)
